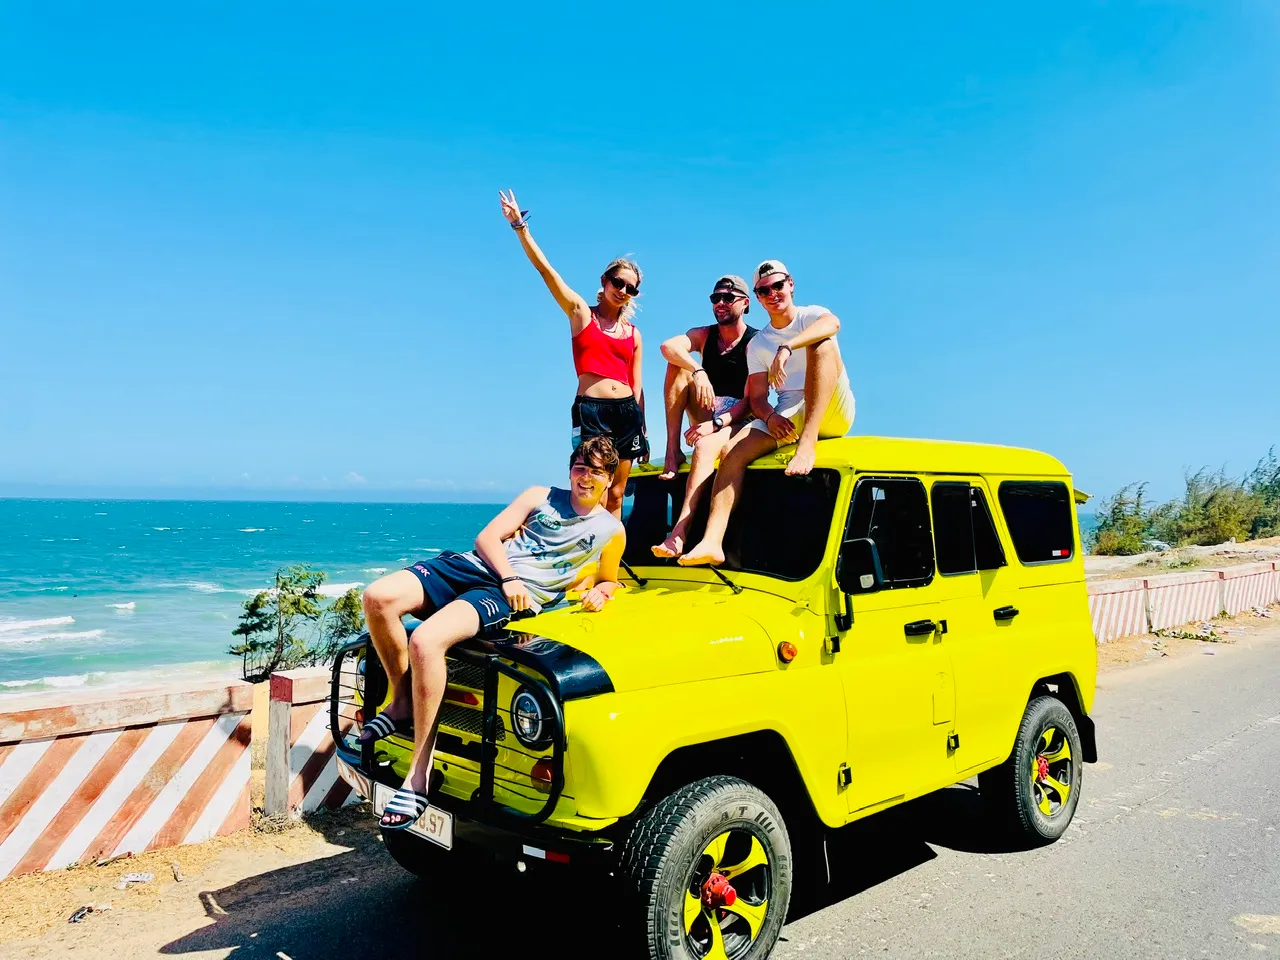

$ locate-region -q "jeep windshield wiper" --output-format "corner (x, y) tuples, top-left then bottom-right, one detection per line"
(620, 559), (648, 587)
(706, 566), (743, 595)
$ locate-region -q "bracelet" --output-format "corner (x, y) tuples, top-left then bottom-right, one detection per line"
(777, 344), (793, 355)
(501, 576), (522, 584)
(510, 210), (531, 230)
(692, 367), (707, 377)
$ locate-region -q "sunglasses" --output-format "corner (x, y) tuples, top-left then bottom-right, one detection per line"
(754, 278), (789, 298)
(607, 275), (640, 297)
(708, 292), (745, 305)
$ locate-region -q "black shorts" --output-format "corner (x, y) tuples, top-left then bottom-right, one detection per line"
(571, 394), (648, 461)
(404, 552), (514, 640)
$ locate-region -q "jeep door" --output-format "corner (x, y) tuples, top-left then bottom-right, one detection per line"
(927, 478), (1024, 774)
(837, 476), (958, 815)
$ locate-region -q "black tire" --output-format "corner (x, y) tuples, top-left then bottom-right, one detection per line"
(619, 776), (792, 960)
(979, 695), (1083, 843)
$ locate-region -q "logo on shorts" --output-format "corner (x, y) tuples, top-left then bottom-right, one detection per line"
(477, 597), (504, 622)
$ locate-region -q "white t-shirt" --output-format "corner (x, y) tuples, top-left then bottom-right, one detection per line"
(746, 305), (848, 400)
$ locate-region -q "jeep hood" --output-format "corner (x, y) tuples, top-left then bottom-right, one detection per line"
(505, 584), (789, 696)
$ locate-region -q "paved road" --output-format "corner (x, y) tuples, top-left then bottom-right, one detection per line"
(30, 629), (1280, 959)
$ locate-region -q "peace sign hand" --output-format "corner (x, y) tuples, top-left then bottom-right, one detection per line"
(499, 189), (524, 225)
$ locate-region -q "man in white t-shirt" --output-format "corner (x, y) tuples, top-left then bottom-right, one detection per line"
(679, 259), (855, 567)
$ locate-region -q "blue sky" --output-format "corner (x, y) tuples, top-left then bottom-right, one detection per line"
(2, 2), (1277, 503)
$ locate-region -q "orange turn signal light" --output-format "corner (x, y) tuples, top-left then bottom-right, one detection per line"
(530, 760), (555, 793)
(777, 641), (798, 663)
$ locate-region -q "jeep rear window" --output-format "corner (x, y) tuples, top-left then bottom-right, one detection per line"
(997, 481), (1075, 564)
(845, 478), (934, 588)
(623, 468), (840, 580)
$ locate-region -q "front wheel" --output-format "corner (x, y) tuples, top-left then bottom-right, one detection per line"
(619, 776), (792, 960)
(979, 695), (1082, 843)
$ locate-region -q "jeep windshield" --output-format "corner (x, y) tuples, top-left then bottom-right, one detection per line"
(622, 467), (841, 581)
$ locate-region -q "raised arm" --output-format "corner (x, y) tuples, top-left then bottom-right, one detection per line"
(499, 190), (592, 335)
(474, 485), (551, 613)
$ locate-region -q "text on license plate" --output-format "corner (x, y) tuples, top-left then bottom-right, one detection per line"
(373, 783), (454, 850)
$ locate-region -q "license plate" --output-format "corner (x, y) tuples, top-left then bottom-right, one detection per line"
(373, 783), (454, 850)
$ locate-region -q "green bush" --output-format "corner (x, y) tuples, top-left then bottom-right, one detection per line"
(1090, 447), (1280, 555)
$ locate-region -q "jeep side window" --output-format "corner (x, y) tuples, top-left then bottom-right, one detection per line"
(846, 478), (934, 588)
(933, 483), (1008, 575)
(997, 481), (1075, 564)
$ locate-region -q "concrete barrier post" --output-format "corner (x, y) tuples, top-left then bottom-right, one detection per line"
(0, 680), (253, 880)
(266, 668), (357, 818)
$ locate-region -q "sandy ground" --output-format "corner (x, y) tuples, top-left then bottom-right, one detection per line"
(1085, 535), (1280, 581)
(1, 606), (1276, 956)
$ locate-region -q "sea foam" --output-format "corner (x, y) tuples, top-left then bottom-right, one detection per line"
(0, 616), (75, 634)
(108, 602), (137, 611)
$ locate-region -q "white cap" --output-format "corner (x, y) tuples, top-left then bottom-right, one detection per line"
(752, 259), (790, 286)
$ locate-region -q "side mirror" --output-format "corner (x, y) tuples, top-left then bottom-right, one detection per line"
(837, 537), (884, 595)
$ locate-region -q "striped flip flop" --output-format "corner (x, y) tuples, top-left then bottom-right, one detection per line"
(358, 712), (409, 744)
(380, 787), (430, 830)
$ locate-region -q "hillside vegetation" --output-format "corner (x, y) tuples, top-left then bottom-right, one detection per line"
(1093, 447), (1280, 556)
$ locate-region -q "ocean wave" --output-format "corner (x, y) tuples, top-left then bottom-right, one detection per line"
(362, 567), (388, 575)
(238, 528), (265, 533)
(0, 616), (75, 634)
(153, 526), (170, 531)
(0, 628), (105, 645)
(319, 582), (364, 598)
(108, 602), (137, 611)
(168, 580), (226, 594)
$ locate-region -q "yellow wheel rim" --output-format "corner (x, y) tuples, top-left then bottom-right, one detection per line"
(683, 828), (772, 960)
(1031, 725), (1073, 817)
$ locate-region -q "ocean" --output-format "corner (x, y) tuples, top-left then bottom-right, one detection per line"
(0, 499), (499, 693)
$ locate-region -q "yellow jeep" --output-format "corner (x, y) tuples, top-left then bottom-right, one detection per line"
(330, 436), (1097, 960)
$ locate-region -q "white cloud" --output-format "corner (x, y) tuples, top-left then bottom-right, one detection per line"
(346, 471), (367, 484)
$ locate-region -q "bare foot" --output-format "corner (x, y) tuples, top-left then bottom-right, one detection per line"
(785, 440), (818, 476)
(677, 541), (725, 566)
(658, 448), (686, 481)
(651, 533), (685, 558)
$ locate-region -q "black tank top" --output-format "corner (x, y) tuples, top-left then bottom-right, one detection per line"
(701, 324), (758, 399)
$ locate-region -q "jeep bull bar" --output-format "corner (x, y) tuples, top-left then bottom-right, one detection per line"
(330, 634), (568, 826)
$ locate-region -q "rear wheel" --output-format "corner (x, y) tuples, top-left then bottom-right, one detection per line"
(619, 776), (792, 960)
(979, 695), (1082, 843)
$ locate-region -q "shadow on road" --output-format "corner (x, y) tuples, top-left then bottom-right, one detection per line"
(161, 784), (1032, 959)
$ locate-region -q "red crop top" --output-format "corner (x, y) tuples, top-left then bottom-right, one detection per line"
(572, 313), (636, 386)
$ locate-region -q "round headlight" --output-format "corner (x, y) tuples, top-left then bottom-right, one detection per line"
(512, 688), (544, 747)
(354, 655), (366, 696)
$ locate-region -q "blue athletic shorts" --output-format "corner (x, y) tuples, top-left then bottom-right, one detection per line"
(405, 552), (514, 640)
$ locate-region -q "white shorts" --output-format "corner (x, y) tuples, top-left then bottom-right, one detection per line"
(749, 376), (856, 440)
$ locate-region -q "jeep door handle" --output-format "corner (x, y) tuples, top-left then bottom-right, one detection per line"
(903, 619), (939, 637)
(993, 605), (1020, 622)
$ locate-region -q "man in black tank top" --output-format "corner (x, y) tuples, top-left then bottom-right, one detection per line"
(652, 276), (758, 558)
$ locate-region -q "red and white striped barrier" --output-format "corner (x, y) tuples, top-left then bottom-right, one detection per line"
(1146, 572), (1223, 631)
(0, 680), (252, 880)
(1086, 561), (1280, 642)
(1220, 562), (1279, 615)
(266, 668), (356, 817)
(1088, 578), (1149, 642)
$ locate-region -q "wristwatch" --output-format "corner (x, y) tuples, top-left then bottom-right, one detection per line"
(712, 414), (726, 429)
